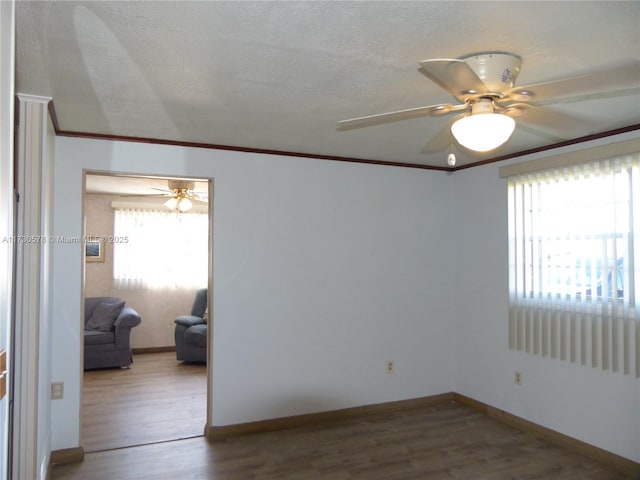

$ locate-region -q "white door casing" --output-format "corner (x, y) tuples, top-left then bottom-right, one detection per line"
(12, 94), (52, 480)
(0, 1), (15, 478)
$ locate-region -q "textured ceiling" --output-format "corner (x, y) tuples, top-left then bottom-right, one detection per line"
(15, 1), (640, 171)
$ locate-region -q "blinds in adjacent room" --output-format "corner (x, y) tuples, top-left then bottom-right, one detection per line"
(113, 208), (208, 289)
(507, 151), (639, 377)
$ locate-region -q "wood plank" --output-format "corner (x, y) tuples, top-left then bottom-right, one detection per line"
(80, 352), (206, 452)
(454, 393), (640, 478)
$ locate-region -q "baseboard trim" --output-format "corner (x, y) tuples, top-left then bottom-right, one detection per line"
(51, 392), (638, 477)
(132, 346), (176, 355)
(453, 393), (640, 478)
(206, 391), (638, 477)
(206, 392), (454, 440)
(50, 446), (84, 465)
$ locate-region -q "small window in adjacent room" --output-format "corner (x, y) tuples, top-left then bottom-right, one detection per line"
(506, 152), (639, 376)
(113, 208), (208, 289)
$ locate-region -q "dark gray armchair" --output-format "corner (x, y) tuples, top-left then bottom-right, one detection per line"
(174, 288), (207, 363)
(84, 297), (142, 370)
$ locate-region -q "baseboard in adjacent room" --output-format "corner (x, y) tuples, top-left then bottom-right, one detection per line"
(132, 346), (176, 355)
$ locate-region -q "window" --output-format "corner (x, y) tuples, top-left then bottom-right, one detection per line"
(113, 208), (208, 289)
(507, 152), (639, 376)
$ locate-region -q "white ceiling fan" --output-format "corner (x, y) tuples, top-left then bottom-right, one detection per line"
(338, 52), (640, 159)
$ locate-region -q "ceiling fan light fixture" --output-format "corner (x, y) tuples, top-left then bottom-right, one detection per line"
(164, 189), (194, 212)
(451, 103), (515, 152)
(164, 197), (179, 210)
(177, 197), (192, 212)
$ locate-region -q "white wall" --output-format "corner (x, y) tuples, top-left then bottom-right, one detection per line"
(51, 132), (640, 463)
(51, 137), (456, 449)
(452, 131), (640, 462)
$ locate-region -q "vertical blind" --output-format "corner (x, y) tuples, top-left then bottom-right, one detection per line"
(507, 152), (639, 377)
(113, 208), (208, 289)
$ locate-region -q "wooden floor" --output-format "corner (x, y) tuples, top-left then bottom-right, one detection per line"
(81, 351), (207, 452)
(53, 359), (630, 479)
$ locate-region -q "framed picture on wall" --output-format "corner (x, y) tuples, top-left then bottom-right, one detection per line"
(85, 237), (105, 262)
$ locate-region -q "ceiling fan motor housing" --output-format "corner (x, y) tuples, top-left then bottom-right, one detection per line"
(168, 179), (195, 191)
(461, 52), (522, 98)
(470, 98), (496, 114)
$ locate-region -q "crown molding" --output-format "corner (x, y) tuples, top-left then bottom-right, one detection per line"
(46, 100), (640, 173)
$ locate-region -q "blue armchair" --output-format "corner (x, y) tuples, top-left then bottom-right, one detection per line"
(174, 288), (207, 363)
(84, 297), (142, 370)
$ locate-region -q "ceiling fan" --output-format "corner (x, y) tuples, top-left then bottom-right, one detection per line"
(338, 52), (640, 160)
(122, 179), (208, 212)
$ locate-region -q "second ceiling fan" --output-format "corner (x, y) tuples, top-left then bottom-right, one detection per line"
(157, 180), (207, 212)
(121, 179), (208, 212)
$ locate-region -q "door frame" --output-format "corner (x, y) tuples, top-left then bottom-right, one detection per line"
(79, 170), (214, 446)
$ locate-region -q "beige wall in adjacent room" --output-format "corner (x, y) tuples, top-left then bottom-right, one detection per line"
(84, 193), (199, 349)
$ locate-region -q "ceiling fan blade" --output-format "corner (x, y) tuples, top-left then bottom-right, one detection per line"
(420, 115), (464, 153)
(510, 61), (640, 103)
(118, 193), (170, 198)
(527, 86), (640, 108)
(337, 103), (463, 130)
(418, 59), (490, 101)
(509, 103), (595, 139)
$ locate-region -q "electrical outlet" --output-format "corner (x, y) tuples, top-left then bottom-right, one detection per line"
(387, 361), (394, 374)
(514, 371), (522, 385)
(51, 382), (64, 400)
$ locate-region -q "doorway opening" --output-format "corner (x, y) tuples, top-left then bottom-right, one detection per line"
(81, 171), (213, 452)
